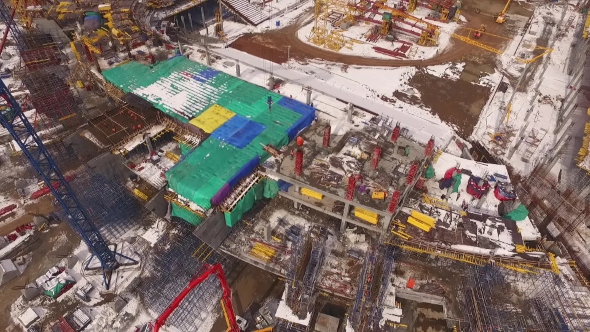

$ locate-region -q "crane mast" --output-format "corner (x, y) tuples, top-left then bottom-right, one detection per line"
(0, 78), (135, 289)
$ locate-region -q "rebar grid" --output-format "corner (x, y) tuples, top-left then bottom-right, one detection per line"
(458, 265), (528, 332)
(274, 318), (308, 332)
(87, 103), (159, 148)
(139, 220), (238, 332)
(521, 271), (590, 331)
(58, 165), (144, 241)
(18, 66), (81, 130)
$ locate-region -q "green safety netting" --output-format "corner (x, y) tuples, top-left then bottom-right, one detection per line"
(224, 179), (279, 226)
(104, 58), (314, 225)
(171, 202), (203, 226)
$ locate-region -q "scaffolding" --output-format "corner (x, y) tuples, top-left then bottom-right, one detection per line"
(285, 226), (328, 320)
(349, 247), (377, 331)
(457, 265), (590, 332)
(13, 29), (82, 132)
(369, 245), (396, 331)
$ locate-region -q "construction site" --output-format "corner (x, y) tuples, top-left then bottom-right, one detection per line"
(1, 0), (590, 331)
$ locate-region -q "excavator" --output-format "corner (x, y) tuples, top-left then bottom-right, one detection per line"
(136, 263), (273, 332)
(495, 0), (512, 24)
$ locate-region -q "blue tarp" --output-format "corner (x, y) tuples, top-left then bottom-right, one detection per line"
(278, 179), (292, 192)
(211, 115), (266, 149)
(278, 97), (316, 140)
(180, 67), (221, 83)
(228, 155), (260, 187)
(199, 68), (221, 80)
(277, 98), (316, 116)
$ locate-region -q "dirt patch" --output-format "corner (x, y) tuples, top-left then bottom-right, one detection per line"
(407, 69), (492, 137)
(0, 197), (55, 236)
(209, 264), (279, 332)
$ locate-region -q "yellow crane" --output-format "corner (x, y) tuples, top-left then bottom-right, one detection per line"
(451, 28), (553, 64)
(496, 0), (512, 24)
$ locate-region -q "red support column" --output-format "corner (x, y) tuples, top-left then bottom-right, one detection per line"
(391, 125), (401, 143)
(424, 138), (435, 157)
(416, 178), (425, 190)
(406, 161), (419, 185)
(387, 190), (401, 213)
(323, 125), (331, 147)
(295, 149), (303, 176)
(371, 147), (381, 169)
(346, 175), (356, 201)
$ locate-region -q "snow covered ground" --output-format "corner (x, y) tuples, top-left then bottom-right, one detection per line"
(9, 219), (168, 331)
(472, 1), (579, 175)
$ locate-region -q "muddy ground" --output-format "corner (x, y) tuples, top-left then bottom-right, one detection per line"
(229, 0), (534, 137)
(209, 264), (282, 332)
(1, 221), (82, 330)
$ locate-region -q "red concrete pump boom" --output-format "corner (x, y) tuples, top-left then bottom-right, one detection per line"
(152, 263), (239, 332)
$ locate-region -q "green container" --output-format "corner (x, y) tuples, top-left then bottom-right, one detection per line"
(383, 12), (392, 21)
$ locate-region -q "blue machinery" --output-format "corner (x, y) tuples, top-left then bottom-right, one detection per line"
(0, 78), (137, 289)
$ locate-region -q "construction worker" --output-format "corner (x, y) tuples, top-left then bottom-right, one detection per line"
(290, 150), (295, 160)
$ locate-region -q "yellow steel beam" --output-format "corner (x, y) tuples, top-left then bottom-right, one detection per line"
(451, 33), (503, 54)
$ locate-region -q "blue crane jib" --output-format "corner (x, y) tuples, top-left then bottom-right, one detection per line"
(0, 78), (133, 289)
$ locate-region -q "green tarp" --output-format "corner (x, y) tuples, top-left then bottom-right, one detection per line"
(503, 204), (529, 222)
(179, 142), (193, 156)
(171, 202), (203, 226)
(224, 179), (280, 226)
(425, 165), (436, 179)
(43, 281), (74, 299)
(452, 173), (462, 193)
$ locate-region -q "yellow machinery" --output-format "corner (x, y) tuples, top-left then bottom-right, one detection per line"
(10, 0), (45, 30)
(407, 0), (417, 13)
(496, 0), (512, 24)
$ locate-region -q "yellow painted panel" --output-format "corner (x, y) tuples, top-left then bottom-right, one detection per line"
(301, 188), (324, 200)
(189, 104), (236, 133)
(411, 210), (435, 227)
(407, 216), (432, 232)
(354, 208), (379, 225)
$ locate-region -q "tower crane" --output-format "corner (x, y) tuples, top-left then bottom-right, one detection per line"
(0, 78), (137, 289)
(0, 1), (139, 287)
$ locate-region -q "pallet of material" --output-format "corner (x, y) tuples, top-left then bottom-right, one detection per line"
(300, 188), (324, 200)
(354, 208), (379, 225)
(407, 216), (432, 232)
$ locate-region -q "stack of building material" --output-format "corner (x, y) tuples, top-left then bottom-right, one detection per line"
(251, 242), (276, 262)
(407, 210), (436, 232)
(354, 207), (379, 225)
